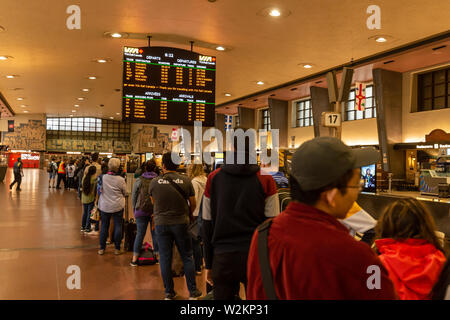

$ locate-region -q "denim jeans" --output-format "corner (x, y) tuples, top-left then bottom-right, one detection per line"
(99, 210), (123, 250)
(155, 224), (198, 295)
(82, 202), (94, 230)
(150, 218), (158, 253)
(133, 216), (150, 255)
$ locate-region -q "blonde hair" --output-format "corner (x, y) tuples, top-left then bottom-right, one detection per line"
(108, 158), (121, 172)
(187, 164), (205, 179)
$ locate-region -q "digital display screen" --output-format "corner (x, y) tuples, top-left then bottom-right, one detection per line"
(361, 164), (376, 193)
(122, 46), (216, 126)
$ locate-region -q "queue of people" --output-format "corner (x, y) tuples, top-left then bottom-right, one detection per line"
(42, 135), (448, 301)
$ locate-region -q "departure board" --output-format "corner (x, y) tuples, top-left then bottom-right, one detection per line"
(122, 46), (216, 126)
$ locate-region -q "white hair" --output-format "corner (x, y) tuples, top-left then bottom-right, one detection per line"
(108, 158), (121, 172)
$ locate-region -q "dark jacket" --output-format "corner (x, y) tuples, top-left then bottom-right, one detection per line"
(202, 163), (279, 269)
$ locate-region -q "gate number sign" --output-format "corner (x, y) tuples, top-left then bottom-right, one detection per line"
(321, 112), (341, 127)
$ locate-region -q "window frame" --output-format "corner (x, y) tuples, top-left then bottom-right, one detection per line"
(418, 67), (449, 111)
(294, 98), (313, 128)
(344, 84), (376, 121)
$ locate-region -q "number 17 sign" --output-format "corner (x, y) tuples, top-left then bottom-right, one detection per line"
(321, 112), (341, 127)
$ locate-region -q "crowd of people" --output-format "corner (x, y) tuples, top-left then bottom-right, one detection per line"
(41, 135), (449, 300)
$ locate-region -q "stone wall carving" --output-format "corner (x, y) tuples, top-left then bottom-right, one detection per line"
(1, 120), (46, 150)
(130, 125), (172, 154)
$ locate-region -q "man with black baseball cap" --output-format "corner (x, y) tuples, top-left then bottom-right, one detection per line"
(246, 137), (397, 299)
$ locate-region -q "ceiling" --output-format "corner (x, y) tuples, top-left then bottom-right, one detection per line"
(0, 0), (449, 120)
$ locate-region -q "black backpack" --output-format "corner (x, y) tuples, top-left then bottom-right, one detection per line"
(136, 176), (153, 213)
(278, 187), (291, 212)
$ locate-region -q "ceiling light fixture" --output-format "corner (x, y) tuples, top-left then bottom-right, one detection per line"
(257, 81), (264, 85)
(269, 9), (281, 17)
(0, 55), (12, 61)
(17, 98), (24, 101)
(298, 63), (314, 69)
(6, 75), (16, 79)
(82, 88), (89, 92)
(116, 113), (120, 115)
(109, 117), (114, 119)
(77, 98), (85, 101)
(70, 115), (73, 117)
(216, 46), (225, 51)
(72, 110), (76, 113)
(74, 104), (80, 107)
(23, 110), (28, 113)
(375, 36), (387, 43)
(20, 105), (27, 108)
(225, 93), (231, 97)
(111, 33), (122, 38)
(88, 76), (97, 80)
(97, 59), (108, 63)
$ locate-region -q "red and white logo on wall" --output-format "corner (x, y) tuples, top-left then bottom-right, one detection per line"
(355, 82), (366, 111)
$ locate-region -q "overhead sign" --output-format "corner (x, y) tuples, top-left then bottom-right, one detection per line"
(122, 46), (216, 126)
(321, 112), (341, 127)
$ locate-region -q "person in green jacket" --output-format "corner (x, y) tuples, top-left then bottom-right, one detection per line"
(81, 165), (98, 233)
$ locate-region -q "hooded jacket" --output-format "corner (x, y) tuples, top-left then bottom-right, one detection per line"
(375, 238), (447, 300)
(202, 163), (279, 269)
(132, 171), (158, 218)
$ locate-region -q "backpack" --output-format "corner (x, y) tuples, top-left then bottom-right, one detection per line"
(136, 176), (153, 213)
(278, 187), (291, 212)
(47, 162), (53, 173)
(137, 242), (158, 265)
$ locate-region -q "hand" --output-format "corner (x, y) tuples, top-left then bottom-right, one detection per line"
(205, 269), (213, 286)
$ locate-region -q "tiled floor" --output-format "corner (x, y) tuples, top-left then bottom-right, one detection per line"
(0, 168), (208, 300)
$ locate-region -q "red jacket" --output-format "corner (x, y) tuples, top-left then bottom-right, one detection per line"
(247, 202), (397, 300)
(375, 238), (446, 300)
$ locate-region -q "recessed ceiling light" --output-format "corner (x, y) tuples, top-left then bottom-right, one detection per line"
(257, 81), (264, 85)
(78, 97), (85, 101)
(72, 110), (76, 113)
(23, 110), (28, 113)
(225, 93), (232, 97)
(110, 117), (114, 119)
(269, 9), (281, 17)
(6, 75), (16, 79)
(88, 76), (97, 80)
(70, 115), (73, 117)
(111, 33), (122, 38)
(303, 64), (313, 69)
(116, 113), (120, 115)
(375, 36), (387, 43)
(20, 105), (27, 108)
(298, 63), (314, 69)
(17, 98), (24, 101)
(97, 59), (108, 63)
(216, 46), (225, 51)
(74, 104), (80, 107)
(0, 55), (12, 61)
(82, 88), (89, 92)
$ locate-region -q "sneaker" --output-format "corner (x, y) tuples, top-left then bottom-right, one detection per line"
(80, 227), (85, 233)
(114, 249), (123, 255)
(189, 289), (202, 300)
(130, 260), (138, 267)
(98, 249), (105, 255)
(164, 292), (177, 300)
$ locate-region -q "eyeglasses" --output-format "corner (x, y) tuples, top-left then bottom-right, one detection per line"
(346, 178), (365, 191)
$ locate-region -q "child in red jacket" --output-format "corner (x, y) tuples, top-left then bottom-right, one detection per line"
(374, 198), (447, 300)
